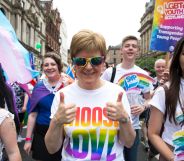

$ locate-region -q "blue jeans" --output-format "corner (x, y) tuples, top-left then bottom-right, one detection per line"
(124, 129), (140, 161)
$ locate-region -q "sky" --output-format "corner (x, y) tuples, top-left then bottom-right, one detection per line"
(53, 0), (150, 48)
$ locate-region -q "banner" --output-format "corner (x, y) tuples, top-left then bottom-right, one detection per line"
(150, 0), (184, 52)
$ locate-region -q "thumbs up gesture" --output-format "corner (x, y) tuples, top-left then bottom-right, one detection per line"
(105, 92), (129, 121)
(54, 92), (77, 125)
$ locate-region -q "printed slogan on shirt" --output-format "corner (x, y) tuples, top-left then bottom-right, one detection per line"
(64, 106), (119, 160)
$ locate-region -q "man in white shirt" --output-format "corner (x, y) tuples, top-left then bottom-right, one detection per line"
(153, 59), (166, 89)
(101, 35), (152, 161)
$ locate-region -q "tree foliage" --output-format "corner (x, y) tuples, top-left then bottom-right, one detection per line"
(135, 54), (164, 77)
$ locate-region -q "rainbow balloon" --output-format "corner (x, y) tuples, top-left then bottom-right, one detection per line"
(118, 72), (155, 92)
(173, 130), (184, 161)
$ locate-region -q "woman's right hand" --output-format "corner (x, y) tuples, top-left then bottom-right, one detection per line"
(24, 142), (32, 155)
(53, 92), (77, 126)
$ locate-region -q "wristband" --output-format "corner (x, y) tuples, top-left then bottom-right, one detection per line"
(119, 116), (130, 124)
(25, 137), (32, 143)
(25, 137), (32, 141)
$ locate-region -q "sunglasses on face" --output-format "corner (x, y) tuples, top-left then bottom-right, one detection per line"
(73, 56), (104, 67)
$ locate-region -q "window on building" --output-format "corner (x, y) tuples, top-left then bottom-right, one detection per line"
(21, 1), (25, 9)
(26, 24), (31, 45)
(148, 29), (151, 49)
(0, 8), (6, 15)
(40, 22), (42, 32)
(11, 14), (16, 30)
(40, 41), (42, 55)
(141, 39), (144, 55)
(34, 30), (37, 47)
(21, 18), (24, 41)
(113, 58), (116, 64)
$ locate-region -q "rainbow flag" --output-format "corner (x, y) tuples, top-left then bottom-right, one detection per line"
(173, 130), (184, 161)
(0, 10), (39, 84)
(150, 0), (184, 52)
(118, 72), (155, 92)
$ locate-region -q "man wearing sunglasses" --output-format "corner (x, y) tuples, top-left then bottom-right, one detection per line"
(45, 30), (135, 161)
(101, 36), (152, 161)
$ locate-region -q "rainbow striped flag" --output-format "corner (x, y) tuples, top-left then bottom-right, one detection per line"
(0, 10), (39, 83)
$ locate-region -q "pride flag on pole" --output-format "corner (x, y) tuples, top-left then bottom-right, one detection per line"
(66, 65), (75, 79)
(150, 0), (184, 52)
(0, 10), (39, 83)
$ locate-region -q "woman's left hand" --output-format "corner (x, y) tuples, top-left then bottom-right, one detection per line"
(104, 92), (129, 121)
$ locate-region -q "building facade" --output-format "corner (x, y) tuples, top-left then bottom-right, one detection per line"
(138, 0), (155, 57)
(60, 19), (68, 71)
(40, 0), (70, 71)
(0, 0), (46, 70)
(40, 0), (62, 56)
(106, 45), (122, 66)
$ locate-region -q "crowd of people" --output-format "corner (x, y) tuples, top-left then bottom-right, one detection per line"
(0, 29), (183, 161)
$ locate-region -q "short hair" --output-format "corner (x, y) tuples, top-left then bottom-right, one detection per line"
(42, 52), (63, 72)
(70, 29), (107, 60)
(154, 59), (166, 68)
(121, 35), (138, 47)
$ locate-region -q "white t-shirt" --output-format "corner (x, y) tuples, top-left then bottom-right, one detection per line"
(0, 109), (14, 160)
(101, 64), (152, 129)
(149, 79), (184, 146)
(51, 80), (131, 161)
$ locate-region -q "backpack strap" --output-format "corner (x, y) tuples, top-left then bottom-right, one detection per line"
(110, 67), (116, 83)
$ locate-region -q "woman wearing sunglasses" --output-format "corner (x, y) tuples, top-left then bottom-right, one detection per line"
(45, 29), (135, 161)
